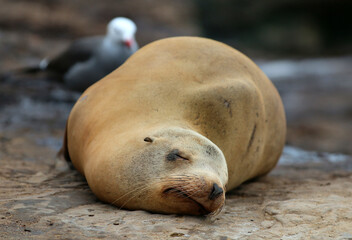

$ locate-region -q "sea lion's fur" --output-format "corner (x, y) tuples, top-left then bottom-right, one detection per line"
(62, 37), (286, 215)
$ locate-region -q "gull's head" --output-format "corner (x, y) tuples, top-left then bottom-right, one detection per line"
(107, 17), (137, 48)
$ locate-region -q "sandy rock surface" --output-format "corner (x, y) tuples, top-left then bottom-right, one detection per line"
(0, 75), (352, 239)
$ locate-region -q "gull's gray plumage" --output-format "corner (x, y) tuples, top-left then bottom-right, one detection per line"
(40, 17), (138, 91)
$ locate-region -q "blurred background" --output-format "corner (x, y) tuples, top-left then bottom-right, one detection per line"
(0, 0), (351, 155)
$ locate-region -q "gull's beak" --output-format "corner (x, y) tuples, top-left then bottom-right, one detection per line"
(123, 39), (133, 48)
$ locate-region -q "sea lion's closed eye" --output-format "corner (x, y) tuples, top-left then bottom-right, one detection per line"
(166, 149), (189, 161)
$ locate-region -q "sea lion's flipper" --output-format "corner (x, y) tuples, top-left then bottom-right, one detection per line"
(57, 121), (74, 167)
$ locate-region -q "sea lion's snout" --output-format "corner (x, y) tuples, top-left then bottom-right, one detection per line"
(161, 175), (225, 215)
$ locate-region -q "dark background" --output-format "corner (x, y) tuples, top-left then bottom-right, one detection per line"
(0, 0), (351, 154)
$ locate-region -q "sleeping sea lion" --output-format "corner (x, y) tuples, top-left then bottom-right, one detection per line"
(61, 37), (286, 215)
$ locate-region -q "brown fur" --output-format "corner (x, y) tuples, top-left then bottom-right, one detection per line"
(62, 37), (286, 215)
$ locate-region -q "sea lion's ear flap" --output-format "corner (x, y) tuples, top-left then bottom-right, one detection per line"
(143, 137), (153, 143)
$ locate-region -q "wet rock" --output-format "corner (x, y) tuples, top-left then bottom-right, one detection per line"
(258, 56), (352, 155)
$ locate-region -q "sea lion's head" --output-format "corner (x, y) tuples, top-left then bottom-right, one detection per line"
(85, 126), (228, 215)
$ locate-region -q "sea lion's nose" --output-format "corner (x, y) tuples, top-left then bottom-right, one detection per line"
(209, 183), (223, 200)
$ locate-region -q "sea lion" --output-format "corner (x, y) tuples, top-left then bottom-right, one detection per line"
(62, 37), (286, 215)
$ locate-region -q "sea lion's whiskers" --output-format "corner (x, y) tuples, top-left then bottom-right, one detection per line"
(113, 177), (166, 208)
(111, 183), (150, 205)
(163, 180), (203, 199)
(115, 176), (171, 209)
(206, 204), (224, 219)
(118, 184), (154, 210)
(186, 187), (204, 199)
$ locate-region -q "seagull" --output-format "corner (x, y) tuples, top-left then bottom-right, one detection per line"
(23, 17), (138, 92)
